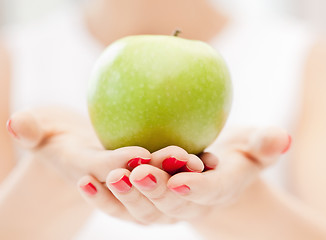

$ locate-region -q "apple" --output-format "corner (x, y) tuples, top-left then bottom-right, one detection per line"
(88, 35), (232, 154)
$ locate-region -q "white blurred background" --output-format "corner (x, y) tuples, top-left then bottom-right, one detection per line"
(0, 0), (326, 33)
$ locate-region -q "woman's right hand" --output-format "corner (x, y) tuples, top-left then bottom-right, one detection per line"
(6, 106), (205, 183)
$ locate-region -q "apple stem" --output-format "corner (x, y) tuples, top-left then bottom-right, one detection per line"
(173, 29), (181, 37)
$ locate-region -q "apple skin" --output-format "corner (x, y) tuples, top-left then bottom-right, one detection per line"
(88, 35), (232, 154)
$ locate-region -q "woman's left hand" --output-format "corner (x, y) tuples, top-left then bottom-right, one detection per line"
(78, 127), (291, 224)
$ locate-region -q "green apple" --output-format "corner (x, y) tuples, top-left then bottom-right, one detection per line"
(88, 35), (232, 154)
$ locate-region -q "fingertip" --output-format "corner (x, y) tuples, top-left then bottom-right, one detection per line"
(106, 169), (132, 193)
(9, 111), (44, 148)
(106, 168), (131, 184)
(127, 157), (151, 169)
(199, 152), (219, 171)
(112, 146), (152, 170)
(78, 176), (98, 196)
(252, 127), (290, 156)
(178, 154), (204, 173)
(6, 118), (19, 139)
(130, 164), (169, 192)
(167, 172), (204, 192)
(152, 146), (189, 162)
(169, 185), (191, 195)
(114, 146), (151, 157)
(129, 164), (156, 182)
(152, 146), (189, 174)
(281, 134), (292, 154)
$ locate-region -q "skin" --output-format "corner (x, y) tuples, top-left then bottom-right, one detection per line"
(0, 0), (326, 239)
(0, 40), (15, 182)
(84, 0), (228, 45)
(78, 127), (291, 225)
(290, 38), (326, 216)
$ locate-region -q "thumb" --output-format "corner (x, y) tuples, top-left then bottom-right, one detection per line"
(246, 127), (292, 168)
(6, 111), (45, 149)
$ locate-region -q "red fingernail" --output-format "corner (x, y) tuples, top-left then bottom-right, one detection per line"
(282, 135), (292, 154)
(162, 157), (187, 175)
(127, 157), (151, 169)
(178, 165), (201, 173)
(110, 175), (132, 193)
(170, 185), (190, 195)
(80, 183), (97, 195)
(204, 165), (217, 171)
(134, 174), (157, 190)
(6, 119), (19, 139)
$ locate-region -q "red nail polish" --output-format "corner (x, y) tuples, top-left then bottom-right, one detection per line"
(170, 185), (190, 195)
(162, 157), (187, 175)
(204, 165), (217, 171)
(178, 165), (201, 173)
(80, 183), (97, 195)
(110, 175), (132, 193)
(282, 135), (292, 154)
(134, 174), (157, 190)
(127, 157), (151, 169)
(6, 119), (19, 139)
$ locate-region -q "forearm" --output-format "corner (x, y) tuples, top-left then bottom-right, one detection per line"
(290, 128), (326, 217)
(0, 158), (91, 240)
(0, 137), (15, 183)
(192, 179), (326, 240)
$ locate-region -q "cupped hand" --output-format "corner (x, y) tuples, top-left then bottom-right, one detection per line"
(6, 107), (204, 182)
(78, 127), (291, 224)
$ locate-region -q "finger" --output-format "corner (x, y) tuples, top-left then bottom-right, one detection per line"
(107, 168), (172, 224)
(84, 146), (151, 182)
(166, 127), (291, 206)
(178, 154), (205, 173)
(78, 175), (131, 221)
(167, 153), (257, 206)
(7, 111), (45, 149)
(198, 152), (219, 171)
(207, 126), (255, 149)
(167, 171), (221, 205)
(243, 127), (291, 167)
(151, 146), (204, 175)
(130, 165), (206, 220)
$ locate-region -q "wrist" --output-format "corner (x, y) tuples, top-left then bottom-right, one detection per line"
(190, 178), (326, 240)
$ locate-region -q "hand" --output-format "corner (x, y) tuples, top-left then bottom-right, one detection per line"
(77, 127), (291, 224)
(7, 107), (204, 182)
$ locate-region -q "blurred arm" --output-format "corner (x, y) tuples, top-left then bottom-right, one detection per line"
(0, 40), (15, 183)
(0, 41), (91, 240)
(192, 179), (326, 240)
(0, 157), (91, 240)
(290, 38), (326, 216)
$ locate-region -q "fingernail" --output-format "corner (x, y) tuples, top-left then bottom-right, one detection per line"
(169, 185), (190, 195)
(282, 135), (292, 154)
(134, 174), (157, 190)
(178, 165), (201, 173)
(204, 165), (217, 171)
(6, 119), (19, 139)
(80, 182), (97, 195)
(110, 175), (132, 193)
(162, 156), (187, 175)
(127, 157), (151, 169)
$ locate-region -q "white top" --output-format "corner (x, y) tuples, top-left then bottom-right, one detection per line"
(3, 4), (316, 240)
